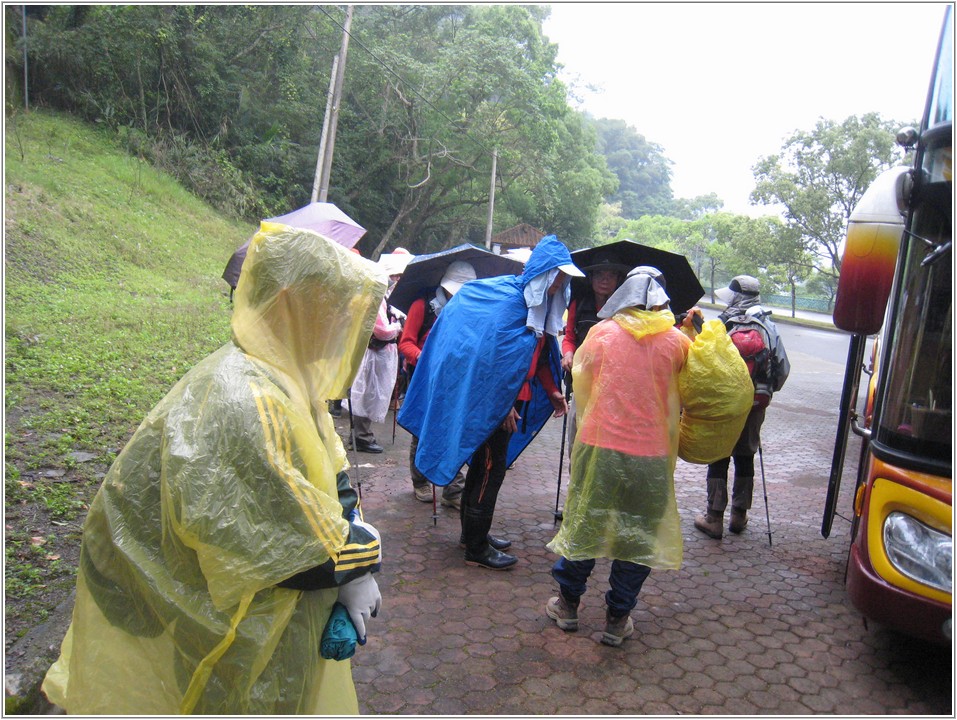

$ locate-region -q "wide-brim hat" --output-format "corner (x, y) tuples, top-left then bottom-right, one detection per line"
(581, 251), (632, 276)
(439, 260), (478, 295)
(714, 275), (760, 304)
(377, 250), (414, 276)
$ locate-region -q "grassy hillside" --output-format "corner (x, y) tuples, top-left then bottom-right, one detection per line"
(4, 109), (256, 647)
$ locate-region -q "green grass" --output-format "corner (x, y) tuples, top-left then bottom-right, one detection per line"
(4, 108), (257, 634)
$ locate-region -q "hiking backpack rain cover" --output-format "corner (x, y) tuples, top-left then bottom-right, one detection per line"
(725, 308), (788, 408)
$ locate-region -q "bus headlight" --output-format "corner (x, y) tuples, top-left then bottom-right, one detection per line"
(883, 512), (952, 593)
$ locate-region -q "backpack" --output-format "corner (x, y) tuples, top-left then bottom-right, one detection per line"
(725, 308), (787, 408)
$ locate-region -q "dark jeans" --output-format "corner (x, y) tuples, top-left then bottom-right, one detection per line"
(551, 557), (651, 618)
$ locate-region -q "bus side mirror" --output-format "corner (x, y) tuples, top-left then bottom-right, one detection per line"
(832, 167), (911, 335)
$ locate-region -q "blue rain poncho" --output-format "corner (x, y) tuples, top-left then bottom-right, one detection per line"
(42, 223), (386, 715)
(397, 236), (572, 486)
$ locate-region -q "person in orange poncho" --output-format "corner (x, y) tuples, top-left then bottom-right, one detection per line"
(545, 266), (695, 647)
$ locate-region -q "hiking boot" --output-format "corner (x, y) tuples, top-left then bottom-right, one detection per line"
(729, 509), (749, 534)
(413, 485), (433, 503)
(694, 511), (724, 539)
(459, 533), (511, 551)
(440, 494), (461, 510)
(545, 595), (579, 632)
(464, 545), (517, 570)
(601, 609), (634, 647)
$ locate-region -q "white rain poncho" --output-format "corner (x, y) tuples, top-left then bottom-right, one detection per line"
(41, 222), (386, 715)
(350, 300), (402, 423)
(548, 309), (691, 568)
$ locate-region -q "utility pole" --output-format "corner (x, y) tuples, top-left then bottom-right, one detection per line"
(311, 54), (338, 203)
(22, 6), (28, 111)
(484, 147), (498, 249)
(314, 5), (354, 204)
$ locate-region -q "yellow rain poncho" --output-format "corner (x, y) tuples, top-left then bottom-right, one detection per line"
(548, 309), (690, 569)
(41, 223), (386, 715)
(677, 319), (754, 463)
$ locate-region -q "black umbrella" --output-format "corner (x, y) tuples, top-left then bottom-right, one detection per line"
(387, 243), (524, 315)
(222, 239), (251, 291)
(570, 239), (704, 315)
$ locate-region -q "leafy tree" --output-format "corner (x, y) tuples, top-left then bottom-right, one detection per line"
(730, 216), (812, 316)
(614, 214), (689, 254)
(805, 269), (839, 310)
(686, 212), (753, 298)
(336, 4), (613, 256)
(589, 117), (674, 219)
(669, 192), (724, 221)
(11, 5), (615, 254)
(594, 201), (628, 243)
(750, 113), (910, 283)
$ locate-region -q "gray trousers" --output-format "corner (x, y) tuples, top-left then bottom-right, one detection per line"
(409, 435), (465, 501)
(352, 414), (376, 445)
(705, 406), (766, 513)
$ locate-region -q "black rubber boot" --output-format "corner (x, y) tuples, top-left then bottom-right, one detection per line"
(465, 544), (517, 570)
(462, 508), (516, 569)
(459, 533), (511, 551)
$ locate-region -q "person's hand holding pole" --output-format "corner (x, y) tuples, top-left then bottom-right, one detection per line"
(561, 350), (575, 372)
(548, 390), (568, 418)
(502, 407), (521, 433)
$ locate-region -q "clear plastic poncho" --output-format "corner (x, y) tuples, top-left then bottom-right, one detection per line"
(350, 301), (401, 423)
(547, 309), (690, 569)
(41, 222), (386, 715)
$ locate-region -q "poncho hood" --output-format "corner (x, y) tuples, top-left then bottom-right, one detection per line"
(611, 308), (678, 342)
(231, 222), (387, 416)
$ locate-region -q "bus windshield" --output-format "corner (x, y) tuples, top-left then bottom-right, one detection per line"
(875, 223), (952, 463)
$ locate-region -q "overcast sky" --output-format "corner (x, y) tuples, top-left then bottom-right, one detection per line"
(541, 2), (950, 217)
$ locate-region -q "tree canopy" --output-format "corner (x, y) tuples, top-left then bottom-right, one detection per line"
(750, 112), (911, 280)
(589, 117), (674, 219)
(10, 4), (615, 256)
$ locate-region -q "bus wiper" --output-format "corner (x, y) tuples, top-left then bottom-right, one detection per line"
(921, 239), (951, 267)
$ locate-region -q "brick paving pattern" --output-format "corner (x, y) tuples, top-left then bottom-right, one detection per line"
(341, 339), (952, 715)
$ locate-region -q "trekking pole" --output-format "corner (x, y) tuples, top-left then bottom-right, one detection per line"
(553, 372), (572, 525)
(347, 388), (361, 500)
(431, 486), (439, 527)
(391, 364), (401, 444)
(758, 443), (771, 547)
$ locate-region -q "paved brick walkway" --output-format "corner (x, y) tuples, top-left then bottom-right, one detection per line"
(341, 340), (952, 714)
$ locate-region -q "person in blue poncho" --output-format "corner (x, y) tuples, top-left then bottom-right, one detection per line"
(398, 235), (584, 569)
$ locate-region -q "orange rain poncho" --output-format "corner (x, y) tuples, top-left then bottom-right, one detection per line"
(41, 223), (386, 714)
(547, 310), (751, 569)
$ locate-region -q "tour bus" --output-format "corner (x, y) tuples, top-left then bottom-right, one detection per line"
(822, 6), (952, 645)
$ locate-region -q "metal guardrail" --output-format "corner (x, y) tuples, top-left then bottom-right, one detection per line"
(703, 288), (833, 313)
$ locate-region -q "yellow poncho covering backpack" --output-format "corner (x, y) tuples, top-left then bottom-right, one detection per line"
(41, 223), (386, 715)
(677, 318), (754, 464)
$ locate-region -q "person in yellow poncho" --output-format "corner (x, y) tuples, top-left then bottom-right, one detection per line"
(545, 266), (696, 647)
(41, 223), (386, 715)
